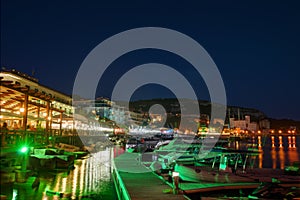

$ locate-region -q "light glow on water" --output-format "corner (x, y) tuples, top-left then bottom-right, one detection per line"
(79, 159), (85, 196)
(258, 152), (263, 168)
(292, 136), (296, 148)
(72, 162), (79, 199)
(271, 148), (277, 169)
(278, 147), (285, 169)
(232, 135), (300, 169)
(279, 136), (283, 148)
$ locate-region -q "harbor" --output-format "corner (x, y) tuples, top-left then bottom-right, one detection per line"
(1, 130), (300, 199)
(113, 133), (300, 199)
(1, 69), (300, 199)
(3, 0), (300, 198)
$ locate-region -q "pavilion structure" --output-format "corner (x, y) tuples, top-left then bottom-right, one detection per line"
(0, 69), (74, 136)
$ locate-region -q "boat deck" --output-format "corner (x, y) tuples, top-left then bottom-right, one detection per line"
(179, 182), (260, 194)
(176, 166), (300, 194)
(113, 152), (186, 200)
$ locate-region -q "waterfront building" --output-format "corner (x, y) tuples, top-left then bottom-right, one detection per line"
(230, 115), (258, 132)
(73, 97), (148, 133)
(95, 97), (112, 119)
(0, 69), (74, 135)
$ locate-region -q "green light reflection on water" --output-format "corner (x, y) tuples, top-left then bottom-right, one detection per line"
(1, 148), (117, 200)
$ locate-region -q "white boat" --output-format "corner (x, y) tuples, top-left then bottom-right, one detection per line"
(173, 150), (300, 184)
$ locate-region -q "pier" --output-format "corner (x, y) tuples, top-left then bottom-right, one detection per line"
(112, 152), (187, 200)
(112, 149), (300, 199)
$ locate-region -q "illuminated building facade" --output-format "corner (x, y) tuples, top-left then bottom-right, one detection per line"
(229, 115), (258, 132)
(0, 69), (74, 135)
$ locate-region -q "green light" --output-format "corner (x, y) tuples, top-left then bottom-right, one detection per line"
(20, 147), (28, 153)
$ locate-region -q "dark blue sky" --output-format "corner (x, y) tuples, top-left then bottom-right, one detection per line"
(1, 1), (300, 120)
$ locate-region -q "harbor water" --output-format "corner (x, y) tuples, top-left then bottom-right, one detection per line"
(229, 135), (300, 169)
(0, 135), (299, 199)
(1, 148), (118, 200)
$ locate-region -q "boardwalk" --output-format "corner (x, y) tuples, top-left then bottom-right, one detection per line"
(113, 152), (186, 200)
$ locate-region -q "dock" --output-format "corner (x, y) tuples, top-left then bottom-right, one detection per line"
(112, 152), (187, 200)
(112, 152), (300, 199)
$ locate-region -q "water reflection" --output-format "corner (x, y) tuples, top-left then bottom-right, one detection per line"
(278, 147), (285, 169)
(258, 136), (262, 148)
(1, 148), (116, 200)
(271, 148), (277, 169)
(292, 136), (296, 148)
(258, 150), (263, 168)
(231, 135), (300, 169)
(279, 136), (283, 148)
(47, 149), (115, 199)
(271, 136), (275, 148)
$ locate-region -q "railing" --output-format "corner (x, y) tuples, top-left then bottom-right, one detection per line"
(0, 129), (79, 148)
(0, 129), (113, 148)
(0, 130), (50, 147)
(111, 160), (131, 200)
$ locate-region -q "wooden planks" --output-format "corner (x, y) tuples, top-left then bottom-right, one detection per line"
(114, 153), (186, 200)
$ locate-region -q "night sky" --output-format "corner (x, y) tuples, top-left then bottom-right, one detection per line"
(1, 1), (300, 120)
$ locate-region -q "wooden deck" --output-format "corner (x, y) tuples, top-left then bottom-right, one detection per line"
(113, 152), (186, 200)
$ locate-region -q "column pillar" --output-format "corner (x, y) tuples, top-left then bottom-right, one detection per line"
(49, 110), (53, 131)
(45, 101), (50, 131)
(22, 94), (29, 130)
(59, 112), (63, 136)
(36, 106), (40, 131)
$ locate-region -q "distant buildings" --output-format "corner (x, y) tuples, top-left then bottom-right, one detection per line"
(74, 97), (148, 129)
(1, 69), (276, 136)
(230, 115), (257, 132)
(229, 115), (270, 133)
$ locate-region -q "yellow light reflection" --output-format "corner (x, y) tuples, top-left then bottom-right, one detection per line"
(61, 177), (67, 193)
(271, 136), (275, 148)
(84, 160), (89, 194)
(80, 159), (86, 196)
(235, 141), (239, 149)
(54, 175), (61, 193)
(287, 145), (299, 165)
(258, 152), (263, 168)
(72, 165), (79, 199)
(279, 136), (283, 148)
(292, 136), (296, 148)
(258, 136), (262, 148)
(278, 147), (285, 169)
(288, 136), (292, 148)
(271, 148), (277, 169)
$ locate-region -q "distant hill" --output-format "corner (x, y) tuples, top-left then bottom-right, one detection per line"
(129, 98), (266, 117)
(112, 98), (299, 130)
(115, 98), (299, 130)
(126, 98), (268, 127)
(269, 118), (300, 130)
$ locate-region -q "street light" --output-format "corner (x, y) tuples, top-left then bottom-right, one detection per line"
(20, 146), (29, 153)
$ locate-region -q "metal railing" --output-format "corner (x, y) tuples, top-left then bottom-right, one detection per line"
(0, 129), (78, 148)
